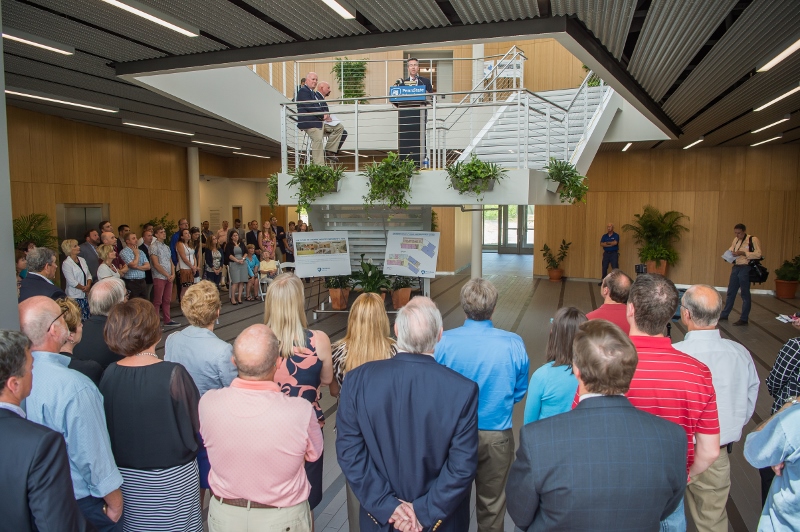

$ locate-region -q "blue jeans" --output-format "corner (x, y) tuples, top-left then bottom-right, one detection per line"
(660, 496), (686, 532)
(77, 495), (123, 532)
(721, 265), (751, 322)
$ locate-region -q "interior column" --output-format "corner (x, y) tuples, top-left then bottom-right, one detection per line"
(187, 147), (201, 228)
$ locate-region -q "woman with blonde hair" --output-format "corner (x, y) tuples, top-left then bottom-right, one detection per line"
(56, 297), (102, 385)
(61, 239), (93, 320)
(96, 244), (121, 280)
(264, 273), (333, 510)
(330, 292), (397, 532)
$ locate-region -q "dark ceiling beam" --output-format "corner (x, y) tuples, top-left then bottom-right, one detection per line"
(225, 0), (305, 42)
(564, 17), (682, 138)
(536, 0), (551, 18)
(115, 16), (568, 76)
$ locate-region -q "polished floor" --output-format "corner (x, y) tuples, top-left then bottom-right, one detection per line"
(155, 253), (798, 532)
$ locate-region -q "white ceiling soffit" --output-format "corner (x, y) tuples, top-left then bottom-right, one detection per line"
(243, 0), (368, 39)
(627, 0), (739, 102)
(448, 0), (540, 24)
(663, 0), (800, 125)
(353, 0), (450, 32)
(551, 0), (637, 59)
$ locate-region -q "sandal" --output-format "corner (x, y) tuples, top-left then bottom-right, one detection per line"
(230, 300), (238, 305)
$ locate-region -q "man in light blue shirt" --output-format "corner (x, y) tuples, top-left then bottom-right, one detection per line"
(119, 232), (149, 300)
(20, 296), (124, 532)
(434, 278), (529, 532)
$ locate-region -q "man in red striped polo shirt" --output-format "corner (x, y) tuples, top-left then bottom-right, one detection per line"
(625, 274), (720, 532)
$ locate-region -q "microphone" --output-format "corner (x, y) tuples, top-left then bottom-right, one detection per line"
(394, 79), (404, 86)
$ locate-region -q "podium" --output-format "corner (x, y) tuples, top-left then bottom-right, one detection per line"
(390, 85), (429, 167)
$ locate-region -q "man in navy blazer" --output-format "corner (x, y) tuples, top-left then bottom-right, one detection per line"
(337, 297), (478, 532)
(507, 320), (687, 532)
(18, 247), (67, 302)
(0, 330), (91, 531)
(403, 58), (434, 93)
(296, 72), (344, 164)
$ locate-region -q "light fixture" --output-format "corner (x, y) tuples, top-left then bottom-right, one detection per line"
(2, 28), (74, 55)
(752, 114), (791, 133)
(622, 142), (632, 151)
(320, 0), (355, 19)
(233, 152), (271, 159)
(751, 135), (782, 147)
(192, 140), (240, 149)
(5, 87), (118, 112)
(683, 137), (704, 149)
(757, 33), (800, 72)
(99, 0), (199, 37)
(754, 83), (800, 112)
(122, 121), (194, 136)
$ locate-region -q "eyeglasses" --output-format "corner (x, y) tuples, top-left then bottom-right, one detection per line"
(48, 307), (68, 331)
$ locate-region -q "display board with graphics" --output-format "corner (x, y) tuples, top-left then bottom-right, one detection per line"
(292, 231), (352, 278)
(383, 231), (440, 278)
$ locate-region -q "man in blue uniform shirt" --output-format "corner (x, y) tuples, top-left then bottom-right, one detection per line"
(600, 223), (620, 285)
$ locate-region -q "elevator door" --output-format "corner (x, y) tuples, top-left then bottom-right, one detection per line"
(56, 204), (107, 243)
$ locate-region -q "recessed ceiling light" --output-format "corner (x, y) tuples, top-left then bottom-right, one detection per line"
(751, 135), (782, 147)
(100, 0), (199, 37)
(2, 28), (74, 55)
(234, 152), (271, 159)
(752, 115), (791, 133)
(192, 140), (240, 149)
(754, 83), (800, 112)
(122, 121), (194, 136)
(757, 33), (800, 72)
(5, 87), (118, 112)
(622, 142), (632, 151)
(320, 0), (356, 19)
(683, 137), (704, 150)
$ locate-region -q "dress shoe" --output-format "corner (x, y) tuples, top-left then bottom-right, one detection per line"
(732, 320), (748, 326)
(718, 316), (728, 321)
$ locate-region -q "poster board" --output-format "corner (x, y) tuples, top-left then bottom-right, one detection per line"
(383, 231), (440, 278)
(292, 231), (352, 278)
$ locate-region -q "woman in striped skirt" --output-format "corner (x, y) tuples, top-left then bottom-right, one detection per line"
(99, 298), (203, 532)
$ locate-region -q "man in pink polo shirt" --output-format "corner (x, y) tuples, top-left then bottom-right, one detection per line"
(199, 324), (323, 532)
(586, 269), (632, 334)
(625, 274), (720, 532)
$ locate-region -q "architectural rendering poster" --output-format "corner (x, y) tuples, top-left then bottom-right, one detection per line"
(292, 231), (352, 278)
(383, 231), (440, 278)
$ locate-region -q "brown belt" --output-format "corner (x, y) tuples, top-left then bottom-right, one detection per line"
(211, 492), (277, 509)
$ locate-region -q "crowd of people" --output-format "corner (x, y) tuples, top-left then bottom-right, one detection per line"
(5, 217), (800, 531)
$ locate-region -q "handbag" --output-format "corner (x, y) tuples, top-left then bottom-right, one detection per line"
(179, 268), (194, 284)
(747, 236), (769, 284)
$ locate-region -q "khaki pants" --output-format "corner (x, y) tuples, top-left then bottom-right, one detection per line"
(686, 449), (730, 532)
(207, 497), (311, 532)
(476, 429), (515, 532)
(345, 481), (361, 532)
(306, 124), (344, 164)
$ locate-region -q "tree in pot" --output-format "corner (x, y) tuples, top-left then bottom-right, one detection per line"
(352, 254), (391, 300)
(543, 158), (589, 205)
(390, 275), (413, 309)
(287, 163), (344, 213)
(622, 205), (689, 276)
(325, 275), (352, 310)
(446, 155), (507, 201)
(774, 255), (800, 299)
(362, 152), (418, 211)
(541, 239), (572, 282)
(13, 213), (58, 249)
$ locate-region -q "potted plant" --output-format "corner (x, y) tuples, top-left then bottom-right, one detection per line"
(774, 255), (800, 299)
(331, 58), (368, 102)
(325, 275), (352, 310)
(140, 213), (178, 243)
(622, 205), (689, 276)
(352, 254), (391, 300)
(390, 275), (413, 309)
(446, 155), (507, 201)
(362, 152), (418, 211)
(13, 213), (58, 249)
(541, 239), (572, 282)
(266, 173), (279, 211)
(544, 158), (589, 205)
(287, 163), (344, 213)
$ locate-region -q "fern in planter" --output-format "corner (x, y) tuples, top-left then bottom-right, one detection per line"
(544, 158), (589, 205)
(13, 213), (58, 249)
(287, 163), (344, 213)
(540, 239), (572, 269)
(446, 155), (507, 201)
(266, 173), (279, 211)
(362, 152), (418, 211)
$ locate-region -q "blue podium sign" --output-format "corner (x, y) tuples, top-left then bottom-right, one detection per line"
(389, 85), (427, 103)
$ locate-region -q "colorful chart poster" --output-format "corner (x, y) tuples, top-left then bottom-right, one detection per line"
(383, 231), (440, 278)
(292, 231), (352, 278)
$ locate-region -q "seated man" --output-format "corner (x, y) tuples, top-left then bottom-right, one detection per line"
(296, 71), (344, 165)
(507, 320), (687, 531)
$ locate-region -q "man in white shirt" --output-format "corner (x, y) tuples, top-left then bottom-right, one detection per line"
(673, 284), (759, 532)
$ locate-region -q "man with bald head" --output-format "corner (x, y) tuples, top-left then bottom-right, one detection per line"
(199, 324), (323, 531)
(296, 71), (344, 164)
(586, 269), (632, 334)
(100, 231), (128, 274)
(673, 284), (759, 532)
(20, 296), (124, 531)
(317, 80), (348, 153)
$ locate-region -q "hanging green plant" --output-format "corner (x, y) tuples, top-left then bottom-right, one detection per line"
(266, 173), (279, 211)
(13, 213), (58, 249)
(287, 163), (344, 213)
(362, 152), (417, 211)
(544, 157), (589, 205)
(446, 155), (507, 201)
(331, 57), (368, 102)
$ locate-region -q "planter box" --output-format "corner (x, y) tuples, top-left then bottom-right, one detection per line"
(545, 180), (560, 193)
(775, 280), (798, 299)
(328, 287), (350, 310)
(547, 268), (563, 282)
(391, 287), (412, 309)
(449, 177), (496, 193)
(646, 260), (668, 276)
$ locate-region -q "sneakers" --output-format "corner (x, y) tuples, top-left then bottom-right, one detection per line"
(164, 321), (181, 328)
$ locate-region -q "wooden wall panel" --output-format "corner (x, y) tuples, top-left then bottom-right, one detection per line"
(534, 146), (800, 291)
(433, 207), (455, 272)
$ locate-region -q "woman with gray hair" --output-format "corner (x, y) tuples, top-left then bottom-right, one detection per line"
(60, 239), (93, 320)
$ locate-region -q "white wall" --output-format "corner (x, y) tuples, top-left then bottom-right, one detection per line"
(199, 177), (272, 227)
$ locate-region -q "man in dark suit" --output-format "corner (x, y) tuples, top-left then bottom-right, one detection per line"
(403, 57), (434, 93)
(79, 229), (101, 280)
(245, 220), (261, 250)
(296, 72), (344, 164)
(73, 278), (125, 369)
(0, 330), (91, 531)
(337, 297), (478, 532)
(506, 320), (687, 532)
(18, 247), (67, 302)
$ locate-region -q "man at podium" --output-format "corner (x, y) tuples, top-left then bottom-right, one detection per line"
(397, 58), (433, 167)
(403, 58), (433, 93)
